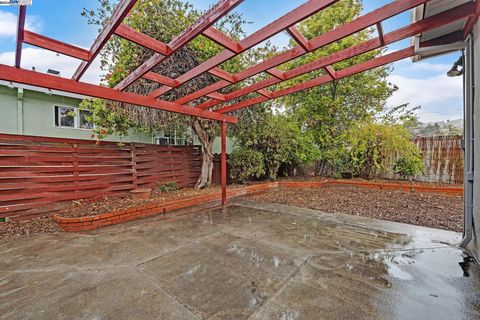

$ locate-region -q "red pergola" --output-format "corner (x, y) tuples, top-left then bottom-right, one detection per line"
(2, 0), (478, 206)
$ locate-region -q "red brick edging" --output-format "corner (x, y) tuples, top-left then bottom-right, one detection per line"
(53, 180), (462, 232)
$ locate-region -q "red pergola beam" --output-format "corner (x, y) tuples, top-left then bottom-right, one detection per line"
(143, 72), (179, 87)
(175, 0), (432, 105)
(217, 47), (415, 114)
(15, 5), (27, 68)
(115, 24), (171, 55)
(209, 67), (237, 82)
(463, 0), (480, 38)
(161, 0), (340, 100)
(22, 30), (91, 61)
(114, 0), (245, 91)
(324, 65), (337, 79)
(376, 22), (385, 46)
(287, 25), (311, 52)
(0, 64), (237, 124)
(202, 26), (242, 53)
(195, 2), (475, 110)
(72, 0), (138, 81)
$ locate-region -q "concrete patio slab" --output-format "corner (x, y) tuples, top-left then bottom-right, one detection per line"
(0, 199), (478, 320)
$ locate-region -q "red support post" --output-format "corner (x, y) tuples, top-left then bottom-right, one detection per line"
(15, 5), (27, 68)
(221, 120), (227, 206)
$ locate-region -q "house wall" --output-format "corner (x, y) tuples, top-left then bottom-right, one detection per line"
(0, 85), (152, 143)
(0, 85), (234, 153)
(469, 21), (480, 260)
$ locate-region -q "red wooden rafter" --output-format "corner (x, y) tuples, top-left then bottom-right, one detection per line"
(174, 0), (436, 106)
(8, 0), (475, 120)
(216, 47), (416, 114)
(148, 0), (340, 99)
(72, 0), (139, 80)
(0, 64), (237, 124)
(114, 0), (245, 91)
(23, 30), (91, 61)
(194, 1), (475, 111)
(7, 0), (476, 207)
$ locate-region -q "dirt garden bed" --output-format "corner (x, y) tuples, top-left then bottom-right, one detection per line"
(0, 187), (223, 240)
(246, 185), (464, 232)
(0, 179), (464, 239)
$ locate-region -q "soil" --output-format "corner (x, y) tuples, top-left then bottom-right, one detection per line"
(0, 180), (464, 240)
(58, 187), (222, 218)
(0, 216), (61, 240)
(246, 185), (464, 232)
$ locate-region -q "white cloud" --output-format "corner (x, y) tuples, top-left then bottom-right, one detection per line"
(0, 10), (43, 38)
(0, 47), (104, 84)
(387, 69), (463, 123)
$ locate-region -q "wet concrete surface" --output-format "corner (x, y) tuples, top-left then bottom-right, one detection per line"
(0, 199), (478, 319)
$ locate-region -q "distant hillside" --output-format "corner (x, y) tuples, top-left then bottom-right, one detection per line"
(412, 119), (463, 137)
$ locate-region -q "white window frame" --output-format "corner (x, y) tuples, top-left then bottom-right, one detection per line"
(153, 127), (189, 146)
(53, 105), (94, 130)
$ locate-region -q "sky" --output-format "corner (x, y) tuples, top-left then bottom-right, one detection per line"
(0, 0), (463, 123)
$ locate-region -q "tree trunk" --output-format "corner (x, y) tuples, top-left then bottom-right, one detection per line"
(192, 119), (215, 189)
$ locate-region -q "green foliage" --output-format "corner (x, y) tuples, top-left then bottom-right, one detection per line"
(230, 113), (319, 181)
(79, 99), (132, 140)
(158, 181), (178, 192)
(279, 0), (395, 171)
(393, 156), (425, 181)
(345, 122), (422, 180)
(229, 148), (265, 184)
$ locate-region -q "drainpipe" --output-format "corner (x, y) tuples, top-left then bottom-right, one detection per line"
(460, 35), (474, 248)
(16, 87), (24, 134)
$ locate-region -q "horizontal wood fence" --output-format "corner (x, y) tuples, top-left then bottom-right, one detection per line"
(0, 134), (201, 219)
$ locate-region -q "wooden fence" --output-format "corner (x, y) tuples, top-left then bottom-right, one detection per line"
(381, 135), (464, 184)
(0, 134), (201, 219)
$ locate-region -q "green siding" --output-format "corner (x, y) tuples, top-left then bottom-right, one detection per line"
(0, 86), (19, 133)
(0, 85), (234, 151)
(0, 86), (152, 143)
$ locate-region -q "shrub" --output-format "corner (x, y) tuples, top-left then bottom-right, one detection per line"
(229, 148), (265, 184)
(158, 181), (178, 192)
(346, 122), (423, 180)
(233, 114), (319, 181)
(394, 156), (425, 181)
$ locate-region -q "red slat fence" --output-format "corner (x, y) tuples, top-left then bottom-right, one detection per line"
(0, 134), (201, 219)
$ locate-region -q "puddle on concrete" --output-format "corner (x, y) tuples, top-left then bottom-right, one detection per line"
(1, 202), (478, 320)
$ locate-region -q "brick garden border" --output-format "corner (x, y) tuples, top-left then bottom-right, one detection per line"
(53, 180), (463, 232)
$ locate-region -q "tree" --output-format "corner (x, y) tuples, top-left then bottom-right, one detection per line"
(279, 0), (395, 175)
(81, 0), (270, 189)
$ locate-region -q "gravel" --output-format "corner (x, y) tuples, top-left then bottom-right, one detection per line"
(0, 216), (61, 240)
(246, 185), (464, 232)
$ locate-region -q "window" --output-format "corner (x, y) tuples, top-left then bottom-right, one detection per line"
(55, 106), (75, 128)
(79, 110), (94, 129)
(54, 106), (93, 129)
(154, 127), (192, 146)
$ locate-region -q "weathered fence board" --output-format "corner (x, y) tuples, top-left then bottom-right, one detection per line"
(0, 134), (201, 219)
(381, 135), (463, 184)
